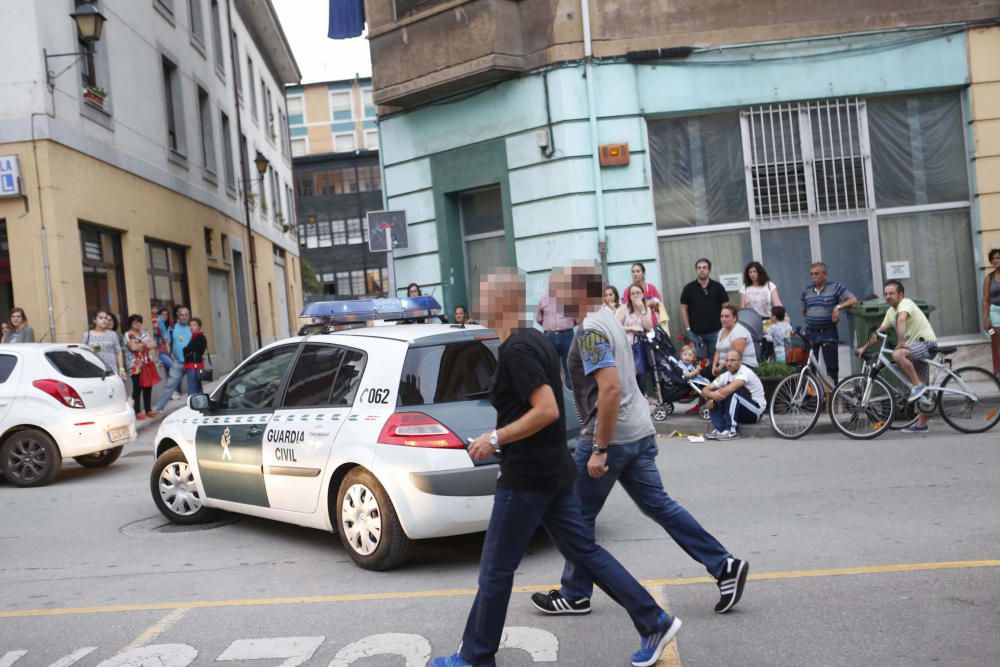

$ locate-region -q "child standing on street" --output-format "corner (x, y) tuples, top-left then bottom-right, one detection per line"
(769, 306), (794, 363)
(183, 317), (208, 395)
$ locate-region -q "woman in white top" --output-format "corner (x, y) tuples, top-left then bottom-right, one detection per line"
(713, 305), (758, 373)
(739, 261), (783, 320)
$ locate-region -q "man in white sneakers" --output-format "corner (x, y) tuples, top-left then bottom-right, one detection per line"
(530, 261), (749, 620)
(701, 349), (767, 440)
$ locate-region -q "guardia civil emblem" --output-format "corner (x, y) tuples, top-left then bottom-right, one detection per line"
(220, 427), (232, 461)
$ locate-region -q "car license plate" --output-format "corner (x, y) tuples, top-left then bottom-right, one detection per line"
(107, 426), (130, 444)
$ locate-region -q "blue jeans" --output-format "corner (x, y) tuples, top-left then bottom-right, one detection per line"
(545, 329), (574, 388)
(805, 325), (840, 383)
(154, 364), (186, 411)
(186, 368), (202, 395)
(709, 387), (764, 433)
(460, 485), (664, 665)
(561, 435), (731, 600)
(158, 352), (175, 370)
(689, 329), (720, 365)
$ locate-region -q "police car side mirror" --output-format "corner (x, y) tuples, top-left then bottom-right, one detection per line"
(188, 393), (213, 412)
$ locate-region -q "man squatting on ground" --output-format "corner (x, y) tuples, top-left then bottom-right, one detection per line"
(701, 349), (768, 441)
(430, 267), (681, 667)
(530, 261), (749, 619)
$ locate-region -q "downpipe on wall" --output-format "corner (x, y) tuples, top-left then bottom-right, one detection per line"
(581, 0), (608, 281)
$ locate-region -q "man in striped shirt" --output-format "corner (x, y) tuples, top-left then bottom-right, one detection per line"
(800, 262), (857, 385)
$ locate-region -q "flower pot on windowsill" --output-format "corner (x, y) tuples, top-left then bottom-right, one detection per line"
(83, 87), (108, 110)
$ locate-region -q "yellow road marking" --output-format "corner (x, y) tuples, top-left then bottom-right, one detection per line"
(649, 585), (682, 667)
(2, 559), (998, 620)
(116, 607), (189, 654)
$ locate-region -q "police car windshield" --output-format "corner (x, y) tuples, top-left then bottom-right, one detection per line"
(398, 340), (498, 406)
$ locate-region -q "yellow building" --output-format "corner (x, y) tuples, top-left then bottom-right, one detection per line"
(0, 0), (301, 373)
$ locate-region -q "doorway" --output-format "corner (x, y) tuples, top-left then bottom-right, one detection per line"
(458, 187), (507, 314)
(208, 270), (235, 373)
(232, 249), (251, 358)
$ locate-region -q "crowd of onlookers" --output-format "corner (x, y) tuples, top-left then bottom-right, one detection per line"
(1, 305), (210, 420)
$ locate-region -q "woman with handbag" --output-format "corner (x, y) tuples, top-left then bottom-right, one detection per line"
(183, 317), (208, 395)
(124, 314), (159, 419)
(618, 283), (654, 393)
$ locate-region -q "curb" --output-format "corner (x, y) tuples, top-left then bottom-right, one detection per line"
(653, 414), (772, 439)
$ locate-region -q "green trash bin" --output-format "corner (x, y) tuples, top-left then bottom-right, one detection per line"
(845, 298), (936, 373)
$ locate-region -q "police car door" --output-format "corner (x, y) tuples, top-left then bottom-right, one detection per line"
(264, 343), (365, 513)
(194, 344), (299, 508)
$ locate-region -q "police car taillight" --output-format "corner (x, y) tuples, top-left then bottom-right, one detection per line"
(378, 412), (464, 449)
(32, 379), (86, 409)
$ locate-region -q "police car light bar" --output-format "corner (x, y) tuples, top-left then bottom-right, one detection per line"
(299, 296), (442, 325)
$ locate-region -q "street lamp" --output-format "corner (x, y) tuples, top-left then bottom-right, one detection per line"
(254, 151), (270, 175)
(44, 1), (108, 88)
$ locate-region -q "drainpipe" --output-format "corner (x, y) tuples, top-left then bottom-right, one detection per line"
(225, 0), (263, 349)
(581, 0), (608, 281)
(30, 113), (58, 342)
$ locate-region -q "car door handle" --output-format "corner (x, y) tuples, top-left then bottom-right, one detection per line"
(309, 429), (331, 437)
(248, 425), (263, 436)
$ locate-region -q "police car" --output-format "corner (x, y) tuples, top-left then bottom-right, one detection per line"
(150, 297), (580, 570)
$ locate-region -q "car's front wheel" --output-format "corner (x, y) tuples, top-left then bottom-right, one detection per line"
(1, 429), (62, 487)
(336, 468), (412, 570)
(150, 447), (217, 524)
(74, 446), (124, 468)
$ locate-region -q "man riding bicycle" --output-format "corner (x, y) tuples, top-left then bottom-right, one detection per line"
(856, 280), (937, 433)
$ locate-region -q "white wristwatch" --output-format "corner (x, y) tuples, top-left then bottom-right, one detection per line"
(489, 429), (500, 453)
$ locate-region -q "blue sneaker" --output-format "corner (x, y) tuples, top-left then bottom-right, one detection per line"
(901, 423), (929, 433)
(429, 654), (492, 667)
(908, 384), (927, 402)
(631, 611), (682, 667)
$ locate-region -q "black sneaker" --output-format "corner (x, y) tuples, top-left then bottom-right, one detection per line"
(714, 557), (749, 613)
(530, 589), (591, 615)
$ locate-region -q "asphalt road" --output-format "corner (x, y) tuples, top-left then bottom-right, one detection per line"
(2, 416), (999, 666)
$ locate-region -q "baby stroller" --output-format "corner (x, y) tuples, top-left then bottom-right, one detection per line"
(645, 327), (712, 422)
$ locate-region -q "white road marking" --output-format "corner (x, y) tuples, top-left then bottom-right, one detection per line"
(48, 648), (98, 667)
(328, 633), (431, 667)
(93, 644), (198, 667)
(0, 652), (27, 667)
(116, 608), (189, 655)
(216, 637), (324, 666)
(499, 627), (558, 662)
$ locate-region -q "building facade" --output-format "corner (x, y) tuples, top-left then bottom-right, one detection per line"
(362, 0), (1000, 355)
(287, 79), (388, 300)
(0, 0), (301, 373)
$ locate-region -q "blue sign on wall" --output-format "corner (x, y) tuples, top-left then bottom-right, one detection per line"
(0, 155), (22, 197)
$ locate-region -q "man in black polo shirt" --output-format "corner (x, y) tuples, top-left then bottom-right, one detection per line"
(680, 257), (730, 364)
(431, 268), (680, 667)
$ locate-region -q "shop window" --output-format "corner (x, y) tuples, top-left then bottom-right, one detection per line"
(649, 113), (747, 229)
(81, 224), (128, 327)
(868, 92), (969, 209)
(146, 238), (190, 315)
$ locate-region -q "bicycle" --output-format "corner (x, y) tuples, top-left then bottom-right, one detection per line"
(828, 332), (1000, 439)
(768, 328), (840, 439)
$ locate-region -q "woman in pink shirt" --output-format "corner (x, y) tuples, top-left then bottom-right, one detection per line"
(624, 262), (663, 326)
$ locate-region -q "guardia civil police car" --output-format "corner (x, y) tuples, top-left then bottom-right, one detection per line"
(150, 297), (579, 570)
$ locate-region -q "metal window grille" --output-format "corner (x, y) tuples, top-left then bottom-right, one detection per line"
(742, 98), (870, 221)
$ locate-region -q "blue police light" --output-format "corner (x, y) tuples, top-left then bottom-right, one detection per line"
(299, 296), (442, 326)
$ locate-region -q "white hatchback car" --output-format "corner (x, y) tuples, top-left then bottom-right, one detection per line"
(150, 320), (580, 570)
(0, 344), (137, 487)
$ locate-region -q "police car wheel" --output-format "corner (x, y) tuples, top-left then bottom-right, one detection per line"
(151, 447), (218, 525)
(1, 429), (62, 487)
(336, 468), (412, 570)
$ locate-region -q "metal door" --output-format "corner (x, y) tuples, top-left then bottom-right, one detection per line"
(273, 262), (290, 339)
(209, 269), (235, 374)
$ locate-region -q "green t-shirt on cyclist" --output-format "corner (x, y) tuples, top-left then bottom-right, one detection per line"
(878, 298), (936, 343)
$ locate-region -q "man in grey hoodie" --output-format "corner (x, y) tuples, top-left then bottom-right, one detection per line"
(530, 261), (749, 616)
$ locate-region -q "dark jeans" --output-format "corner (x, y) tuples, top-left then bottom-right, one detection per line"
(130, 374), (151, 413)
(561, 435), (731, 600)
(805, 325), (840, 383)
(186, 368), (203, 395)
(690, 329), (720, 365)
(545, 329), (574, 388)
(709, 386), (764, 433)
(459, 484), (664, 665)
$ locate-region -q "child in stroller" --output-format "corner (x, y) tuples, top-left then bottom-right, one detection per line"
(645, 327), (712, 422)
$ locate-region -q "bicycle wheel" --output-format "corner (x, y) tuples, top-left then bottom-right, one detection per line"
(937, 366), (1000, 433)
(769, 373), (822, 439)
(828, 375), (895, 440)
(879, 368), (919, 430)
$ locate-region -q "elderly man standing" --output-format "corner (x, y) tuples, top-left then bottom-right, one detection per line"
(535, 268), (576, 386)
(431, 268), (680, 667)
(801, 262), (857, 385)
(701, 349), (767, 440)
(530, 261), (748, 621)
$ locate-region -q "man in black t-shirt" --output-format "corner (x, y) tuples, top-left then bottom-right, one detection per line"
(680, 257), (730, 363)
(431, 268), (681, 667)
